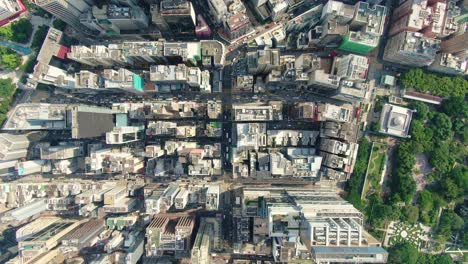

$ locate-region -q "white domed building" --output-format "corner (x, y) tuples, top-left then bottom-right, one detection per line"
(379, 103), (416, 138)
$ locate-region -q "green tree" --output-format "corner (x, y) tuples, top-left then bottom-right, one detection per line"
(369, 121), (380, 132)
(441, 97), (468, 119)
(0, 46), (22, 69)
(409, 101), (429, 121)
(391, 142), (416, 203)
(410, 120), (433, 153)
(52, 19), (67, 31)
(433, 254), (455, 264)
(366, 194), (400, 228)
(416, 253), (435, 264)
(462, 126), (468, 145)
(401, 68), (468, 97)
(451, 166), (468, 193)
(430, 113), (453, 142)
(401, 205), (419, 224)
(418, 190), (433, 212)
(0, 78), (15, 98)
(437, 210), (464, 243)
(430, 143), (455, 174)
(10, 19), (33, 43)
(30, 25), (49, 52)
(0, 19), (33, 43)
(463, 230), (468, 248)
(452, 118), (466, 139)
(374, 97), (386, 112)
(0, 23), (13, 39)
(440, 178), (461, 202)
(0, 79), (15, 124)
(388, 242), (419, 264)
(1, 53), (21, 70)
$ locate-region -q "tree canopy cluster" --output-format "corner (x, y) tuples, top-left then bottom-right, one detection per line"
(388, 242), (454, 264)
(390, 141), (416, 204)
(407, 102), (465, 208)
(0, 19), (33, 44)
(0, 79), (16, 124)
(52, 19), (67, 31)
(30, 25), (49, 52)
(435, 209), (465, 245)
(0, 47), (21, 70)
(401, 68), (467, 97)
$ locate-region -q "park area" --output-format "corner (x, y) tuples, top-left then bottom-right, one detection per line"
(361, 142), (387, 199)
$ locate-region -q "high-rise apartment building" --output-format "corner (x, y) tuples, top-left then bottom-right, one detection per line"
(333, 54), (369, 81)
(33, 0), (98, 35)
(0, 0), (21, 21)
(158, 0), (196, 36)
(428, 52), (467, 75)
(0, 133), (30, 161)
(339, 2), (386, 54)
(383, 31), (440, 66)
(320, 1), (386, 54)
(440, 22), (467, 58)
(106, 4), (149, 31)
(389, 0), (448, 38)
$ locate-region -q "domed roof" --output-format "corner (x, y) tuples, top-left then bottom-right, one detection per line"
(391, 116), (404, 126)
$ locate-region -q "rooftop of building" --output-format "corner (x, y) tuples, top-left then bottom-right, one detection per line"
(394, 0), (445, 35)
(312, 246), (388, 254)
(0, 133), (28, 147)
(119, 41), (164, 56)
(400, 31), (440, 54)
(71, 105), (114, 139)
(176, 216), (194, 228)
(402, 90), (443, 105)
(334, 54), (369, 80)
(3, 103), (69, 130)
(226, 11), (251, 31)
(107, 5), (140, 19)
(150, 64), (189, 82)
(164, 42), (200, 60)
(61, 219), (104, 241)
(435, 53), (468, 73)
(200, 40), (225, 65)
(346, 30), (379, 46)
(355, 2), (386, 35)
(322, 0), (355, 21)
(379, 103), (415, 138)
(337, 80), (370, 101)
(22, 221), (74, 242)
(148, 216), (170, 228)
(160, 0), (192, 13)
(36, 28), (64, 65)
